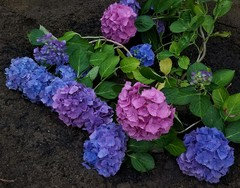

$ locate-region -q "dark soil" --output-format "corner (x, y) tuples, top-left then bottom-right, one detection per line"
(0, 0), (240, 187)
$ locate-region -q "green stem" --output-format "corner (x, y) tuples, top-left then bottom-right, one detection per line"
(177, 120), (201, 134)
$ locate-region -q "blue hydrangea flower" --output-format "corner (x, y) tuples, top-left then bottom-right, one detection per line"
(119, 0), (141, 14)
(40, 77), (76, 107)
(22, 66), (54, 102)
(34, 34), (69, 66)
(55, 65), (77, 81)
(129, 44), (155, 67)
(83, 123), (127, 177)
(52, 83), (114, 133)
(177, 127), (234, 183)
(155, 20), (165, 34)
(5, 57), (39, 91)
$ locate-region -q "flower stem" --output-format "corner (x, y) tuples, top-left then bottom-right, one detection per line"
(177, 120), (201, 134)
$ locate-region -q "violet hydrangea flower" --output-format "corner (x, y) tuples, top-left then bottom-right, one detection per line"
(190, 70), (213, 86)
(129, 44), (155, 67)
(156, 20), (165, 34)
(101, 3), (137, 44)
(52, 83), (114, 133)
(34, 34), (69, 66)
(177, 127), (234, 183)
(83, 123), (127, 177)
(5, 57), (53, 102)
(55, 65), (77, 81)
(116, 82), (175, 141)
(119, 0), (141, 14)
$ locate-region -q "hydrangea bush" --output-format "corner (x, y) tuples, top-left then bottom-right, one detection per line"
(5, 0), (240, 184)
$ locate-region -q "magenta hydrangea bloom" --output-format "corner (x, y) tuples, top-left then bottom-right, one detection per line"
(52, 83), (114, 133)
(116, 82), (175, 141)
(101, 3), (137, 44)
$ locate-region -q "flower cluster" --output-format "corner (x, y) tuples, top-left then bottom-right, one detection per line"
(119, 0), (140, 14)
(101, 3), (137, 44)
(83, 123), (127, 177)
(130, 44), (155, 67)
(52, 83), (114, 133)
(156, 20), (165, 34)
(177, 127), (234, 183)
(55, 65), (77, 81)
(117, 82), (175, 141)
(34, 34), (69, 66)
(190, 71), (213, 86)
(5, 57), (53, 102)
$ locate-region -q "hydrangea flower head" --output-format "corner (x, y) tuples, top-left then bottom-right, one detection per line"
(5, 57), (53, 102)
(130, 44), (155, 67)
(34, 34), (69, 66)
(5, 57), (39, 90)
(116, 82), (175, 141)
(55, 65), (77, 81)
(52, 83), (113, 133)
(83, 123), (127, 177)
(119, 0), (140, 14)
(190, 70), (212, 86)
(177, 127), (234, 183)
(156, 20), (165, 34)
(101, 3), (137, 44)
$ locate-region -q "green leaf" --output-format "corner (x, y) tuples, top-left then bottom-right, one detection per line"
(139, 67), (164, 82)
(169, 41), (181, 56)
(162, 86), (199, 105)
(202, 105), (224, 131)
(95, 81), (122, 99)
(141, 27), (161, 51)
(157, 50), (174, 61)
(189, 95), (212, 118)
(67, 35), (91, 53)
(212, 87), (229, 108)
(160, 58), (172, 75)
(130, 153), (155, 172)
(128, 139), (153, 153)
(170, 19), (188, 33)
(225, 121), (240, 143)
(178, 56), (190, 70)
(153, 130), (177, 149)
(212, 69), (235, 87)
(222, 93), (240, 122)
(187, 62), (209, 81)
(59, 31), (79, 41)
(135, 15), (155, 32)
(189, 15), (205, 30)
(86, 66), (99, 81)
(153, 0), (181, 13)
(99, 56), (120, 78)
(141, 0), (154, 14)
(120, 57), (140, 73)
(213, 0), (233, 18)
(102, 44), (115, 56)
(164, 138), (186, 157)
(79, 77), (93, 88)
(212, 31), (231, 38)
(69, 49), (90, 77)
(202, 15), (215, 34)
(39, 25), (51, 35)
(27, 29), (45, 46)
(132, 69), (155, 84)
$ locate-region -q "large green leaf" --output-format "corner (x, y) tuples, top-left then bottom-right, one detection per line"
(86, 66), (99, 81)
(128, 139), (153, 153)
(164, 138), (186, 157)
(213, 0), (233, 18)
(95, 81), (122, 99)
(135, 15), (155, 32)
(59, 31), (79, 41)
(225, 121), (240, 143)
(222, 93), (240, 122)
(120, 57), (140, 73)
(132, 69), (155, 84)
(99, 56), (120, 78)
(212, 87), (229, 108)
(130, 153), (155, 172)
(153, 0), (182, 13)
(139, 67), (164, 82)
(170, 19), (188, 33)
(189, 95), (212, 118)
(212, 69), (235, 87)
(202, 15), (214, 34)
(27, 29), (45, 46)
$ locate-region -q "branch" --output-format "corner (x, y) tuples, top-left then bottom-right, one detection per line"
(0, 178), (15, 183)
(177, 120), (201, 134)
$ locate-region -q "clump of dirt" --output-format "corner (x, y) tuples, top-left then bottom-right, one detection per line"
(0, 0), (240, 187)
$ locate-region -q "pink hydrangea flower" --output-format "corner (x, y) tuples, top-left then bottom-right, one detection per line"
(101, 3), (137, 44)
(116, 82), (175, 141)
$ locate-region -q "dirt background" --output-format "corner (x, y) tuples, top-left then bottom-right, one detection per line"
(0, 0), (240, 187)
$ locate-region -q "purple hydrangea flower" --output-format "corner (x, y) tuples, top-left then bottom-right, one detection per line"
(5, 57), (39, 90)
(5, 57), (53, 102)
(55, 65), (77, 81)
(190, 70), (213, 86)
(40, 77), (76, 107)
(37, 33), (54, 43)
(129, 44), (155, 67)
(119, 0), (141, 14)
(155, 20), (165, 34)
(177, 127), (234, 183)
(52, 83), (114, 133)
(83, 123), (127, 177)
(101, 3), (137, 44)
(34, 34), (69, 66)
